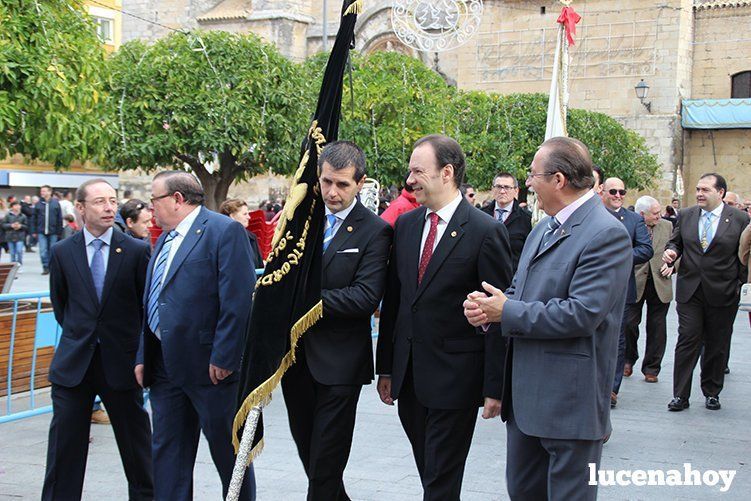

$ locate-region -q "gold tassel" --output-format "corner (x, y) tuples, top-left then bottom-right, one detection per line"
(232, 300), (324, 453)
(344, 0), (363, 16)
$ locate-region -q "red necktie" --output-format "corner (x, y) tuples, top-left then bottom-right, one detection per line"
(418, 212), (440, 285)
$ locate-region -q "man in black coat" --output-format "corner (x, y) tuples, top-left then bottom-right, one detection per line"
(663, 173), (749, 411)
(481, 172), (532, 273)
(601, 177), (653, 408)
(31, 185), (63, 274)
(282, 141), (392, 500)
(376, 135), (513, 500)
(42, 179), (153, 500)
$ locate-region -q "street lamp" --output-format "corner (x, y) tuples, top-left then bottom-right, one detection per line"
(634, 79), (652, 113)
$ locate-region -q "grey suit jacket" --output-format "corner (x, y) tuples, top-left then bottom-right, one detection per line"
(500, 195), (632, 440)
(634, 218), (673, 303)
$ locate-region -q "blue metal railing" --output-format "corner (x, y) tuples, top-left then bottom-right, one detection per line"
(0, 291), (60, 424)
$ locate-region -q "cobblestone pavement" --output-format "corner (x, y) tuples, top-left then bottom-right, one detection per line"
(1, 251), (749, 499)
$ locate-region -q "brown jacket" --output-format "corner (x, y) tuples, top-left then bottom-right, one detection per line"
(634, 218), (674, 303)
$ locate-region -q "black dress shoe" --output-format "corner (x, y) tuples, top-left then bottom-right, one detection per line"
(705, 396), (721, 410)
(668, 397), (689, 411)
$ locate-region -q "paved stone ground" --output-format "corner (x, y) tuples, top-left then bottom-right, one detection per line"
(1, 250), (750, 499)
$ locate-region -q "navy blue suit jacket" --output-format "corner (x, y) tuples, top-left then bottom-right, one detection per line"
(31, 198), (63, 236)
(137, 206), (255, 387)
(608, 208), (653, 303)
(49, 230), (151, 391)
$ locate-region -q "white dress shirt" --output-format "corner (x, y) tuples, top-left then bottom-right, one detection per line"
(325, 198), (357, 240)
(420, 191), (463, 255)
(83, 226), (113, 270)
(157, 205), (202, 281)
(494, 201), (514, 222)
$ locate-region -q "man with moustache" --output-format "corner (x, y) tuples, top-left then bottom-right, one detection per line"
(481, 172), (532, 273)
(376, 134), (512, 500)
(600, 177), (652, 407)
(624, 196), (675, 382)
(464, 137), (632, 500)
(43, 179), (153, 500)
(282, 141), (392, 500)
(663, 173), (749, 411)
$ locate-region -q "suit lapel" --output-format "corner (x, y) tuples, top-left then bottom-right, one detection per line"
(706, 205), (732, 253)
(98, 231), (125, 312)
(532, 196), (599, 263)
(161, 207), (207, 289)
(323, 202), (364, 270)
(504, 201), (520, 227)
(413, 200), (469, 304)
(683, 207), (702, 252)
(70, 231), (100, 307)
(405, 207), (427, 297)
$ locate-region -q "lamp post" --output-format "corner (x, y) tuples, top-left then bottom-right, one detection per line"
(634, 79), (652, 113)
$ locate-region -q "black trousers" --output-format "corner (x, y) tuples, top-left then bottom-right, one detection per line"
(281, 351), (361, 501)
(673, 285), (737, 399)
(397, 361), (478, 501)
(42, 347), (153, 501)
(505, 406), (601, 501)
(624, 277), (670, 376)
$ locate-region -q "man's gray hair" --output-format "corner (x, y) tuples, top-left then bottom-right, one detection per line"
(635, 195), (659, 215)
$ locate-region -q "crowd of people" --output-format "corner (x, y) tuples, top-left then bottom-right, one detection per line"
(34, 134), (749, 501)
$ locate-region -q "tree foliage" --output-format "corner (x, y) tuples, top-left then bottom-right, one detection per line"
(104, 30), (308, 208)
(0, 0), (108, 166)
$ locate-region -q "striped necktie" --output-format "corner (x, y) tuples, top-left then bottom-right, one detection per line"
(540, 217), (561, 249)
(700, 212), (714, 251)
(323, 214), (338, 252)
(147, 230), (178, 335)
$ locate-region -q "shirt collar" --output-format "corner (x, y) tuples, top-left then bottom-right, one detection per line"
(426, 191), (463, 223)
(494, 200), (514, 213)
(325, 198), (357, 221)
(554, 190), (595, 226)
(83, 226), (113, 247)
(174, 205), (202, 237)
(702, 203), (724, 219)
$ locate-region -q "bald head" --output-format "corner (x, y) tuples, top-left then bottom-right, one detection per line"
(602, 177), (627, 211)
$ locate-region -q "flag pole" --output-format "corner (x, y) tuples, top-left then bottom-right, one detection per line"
(227, 405), (262, 501)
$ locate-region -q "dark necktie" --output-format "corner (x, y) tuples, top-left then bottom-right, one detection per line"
(540, 217), (561, 249)
(418, 212), (440, 285)
(90, 239), (105, 300)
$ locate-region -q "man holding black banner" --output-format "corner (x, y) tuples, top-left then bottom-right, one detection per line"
(282, 141), (392, 500)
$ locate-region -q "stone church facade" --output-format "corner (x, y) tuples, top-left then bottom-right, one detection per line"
(121, 0), (751, 205)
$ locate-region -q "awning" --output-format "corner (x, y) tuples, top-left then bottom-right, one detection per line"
(681, 98), (751, 129)
(0, 171), (120, 189)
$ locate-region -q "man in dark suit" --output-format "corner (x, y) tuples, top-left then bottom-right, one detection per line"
(282, 141), (392, 500)
(663, 173), (749, 411)
(481, 172), (532, 273)
(43, 179), (153, 500)
(376, 135), (513, 500)
(601, 177), (653, 407)
(135, 172), (256, 500)
(32, 184), (63, 274)
(465, 137), (633, 500)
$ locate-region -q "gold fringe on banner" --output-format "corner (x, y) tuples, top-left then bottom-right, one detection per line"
(232, 299), (323, 455)
(344, 0), (363, 16)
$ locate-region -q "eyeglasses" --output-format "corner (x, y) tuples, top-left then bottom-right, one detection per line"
(493, 184), (517, 191)
(608, 189), (627, 196)
(526, 171), (556, 180)
(150, 193), (172, 203)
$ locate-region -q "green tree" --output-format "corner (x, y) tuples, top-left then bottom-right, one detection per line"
(305, 51), (457, 187)
(0, 0), (108, 166)
(104, 30), (308, 209)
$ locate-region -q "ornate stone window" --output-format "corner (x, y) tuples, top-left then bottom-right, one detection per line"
(732, 71), (751, 99)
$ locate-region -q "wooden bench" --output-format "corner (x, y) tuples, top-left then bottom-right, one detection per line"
(0, 263), (20, 293)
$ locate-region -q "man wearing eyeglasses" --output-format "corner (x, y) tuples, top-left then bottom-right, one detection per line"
(43, 179), (153, 500)
(600, 177), (653, 409)
(481, 173), (532, 273)
(135, 171), (256, 500)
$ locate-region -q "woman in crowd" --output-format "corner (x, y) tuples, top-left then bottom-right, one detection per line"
(219, 198), (264, 269)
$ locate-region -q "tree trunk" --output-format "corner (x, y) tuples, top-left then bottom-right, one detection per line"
(179, 153), (239, 211)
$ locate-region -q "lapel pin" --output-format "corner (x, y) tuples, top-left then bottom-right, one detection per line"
(620, 216), (624, 221)
(115, 247), (122, 253)
(725, 219), (730, 223)
(451, 231), (457, 237)
(347, 226), (353, 232)
(196, 229), (202, 234)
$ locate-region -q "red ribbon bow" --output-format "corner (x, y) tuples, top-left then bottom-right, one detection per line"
(557, 6), (582, 46)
